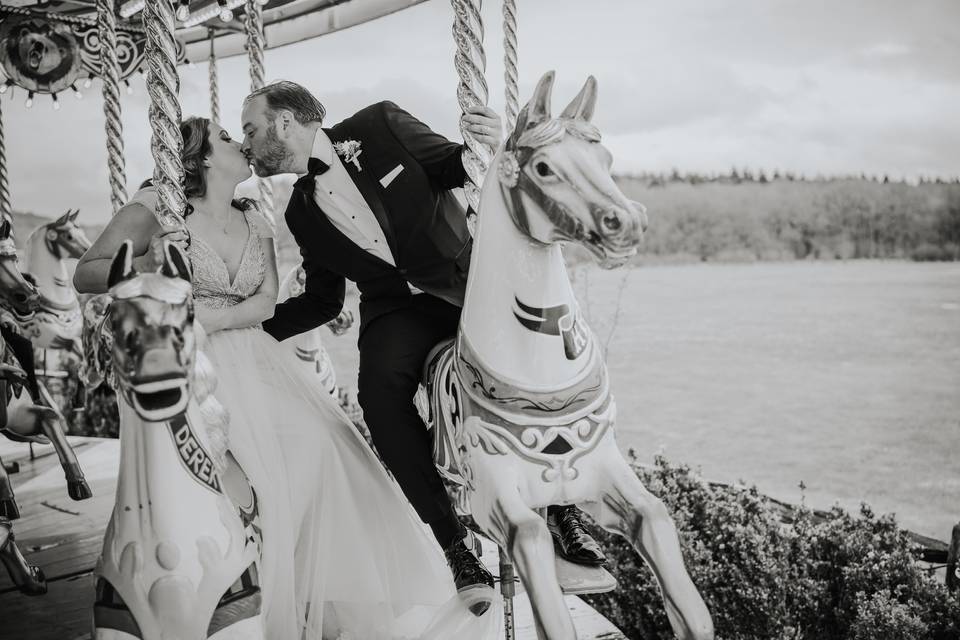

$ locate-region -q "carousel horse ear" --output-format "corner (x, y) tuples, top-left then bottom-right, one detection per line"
(69, 209), (80, 222)
(107, 240), (137, 288)
(54, 210), (72, 226)
(507, 70), (556, 150)
(528, 70), (555, 126)
(0, 220), (10, 239)
(161, 241), (192, 283)
(560, 75), (598, 122)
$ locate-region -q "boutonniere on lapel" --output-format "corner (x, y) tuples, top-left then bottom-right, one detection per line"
(334, 139), (363, 171)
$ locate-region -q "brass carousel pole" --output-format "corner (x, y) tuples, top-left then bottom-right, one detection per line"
(451, 0), (491, 222)
(142, 0), (186, 230)
(244, 0), (276, 229)
(0, 96), (10, 226)
(500, 3), (521, 636)
(208, 29), (221, 124)
(502, 0), (519, 127)
(98, 0), (129, 216)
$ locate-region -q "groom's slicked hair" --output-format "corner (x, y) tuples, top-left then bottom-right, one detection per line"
(245, 81), (326, 125)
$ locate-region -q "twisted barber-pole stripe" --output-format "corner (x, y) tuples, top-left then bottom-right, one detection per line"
(208, 31), (220, 124)
(451, 0), (491, 218)
(502, 0), (519, 127)
(98, 0), (129, 216)
(245, 0), (276, 230)
(0, 96), (10, 226)
(143, 0), (186, 231)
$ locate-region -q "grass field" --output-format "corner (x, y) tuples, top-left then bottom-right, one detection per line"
(322, 260), (960, 540)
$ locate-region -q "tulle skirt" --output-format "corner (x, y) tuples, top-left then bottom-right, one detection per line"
(202, 326), (500, 640)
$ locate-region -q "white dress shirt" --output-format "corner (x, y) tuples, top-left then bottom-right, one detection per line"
(302, 129), (421, 294)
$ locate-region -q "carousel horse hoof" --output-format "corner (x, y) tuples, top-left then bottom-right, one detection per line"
(0, 499), (20, 520)
(17, 565), (48, 596)
(67, 478), (93, 501)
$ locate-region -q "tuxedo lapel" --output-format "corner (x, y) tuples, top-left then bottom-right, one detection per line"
(325, 127), (400, 262)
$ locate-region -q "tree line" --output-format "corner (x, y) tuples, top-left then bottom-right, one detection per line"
(615, 176), (960, 262)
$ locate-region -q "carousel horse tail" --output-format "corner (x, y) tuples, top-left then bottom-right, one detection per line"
(0, 517), (47, 596)
(35, 383), (92, 501)
(0, 453), (19, 520)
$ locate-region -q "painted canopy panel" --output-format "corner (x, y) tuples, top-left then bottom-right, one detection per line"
(0, 0), (427, 83)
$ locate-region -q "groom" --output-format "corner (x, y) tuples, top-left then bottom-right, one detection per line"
(242, 81), (606, 592)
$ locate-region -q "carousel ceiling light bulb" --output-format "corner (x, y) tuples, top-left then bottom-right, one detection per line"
(0, 81), (10, 95)
(124, 80), (134, 95)
(84, 74), (94, 89)
(25, 92), (34, 108)
(71, 83), (83, 99)
(52, 94), (61, 111)
(176, 1), (191, 21)
(219, 8), (234, 22)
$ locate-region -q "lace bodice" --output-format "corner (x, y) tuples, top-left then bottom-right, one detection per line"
(189, 206), (272, 310)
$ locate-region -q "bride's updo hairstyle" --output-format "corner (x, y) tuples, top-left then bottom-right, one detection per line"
(179, 116), (252, 217)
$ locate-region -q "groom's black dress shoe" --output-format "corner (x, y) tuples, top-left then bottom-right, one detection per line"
(548, 505), (607, 567)
(444, 539), (495, 615)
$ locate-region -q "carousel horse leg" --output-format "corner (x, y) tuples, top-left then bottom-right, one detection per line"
(35, 383), (92, 501)
(0, 453), (19, 519)
(0, 517), (47, 595)
(584, 459), (714, 640)
(485, 485), (574, 640)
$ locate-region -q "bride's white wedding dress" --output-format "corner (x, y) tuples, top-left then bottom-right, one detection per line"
(185, 202), (500, 640)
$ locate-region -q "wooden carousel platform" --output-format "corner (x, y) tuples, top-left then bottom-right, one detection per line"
(0, 437), (626, 639)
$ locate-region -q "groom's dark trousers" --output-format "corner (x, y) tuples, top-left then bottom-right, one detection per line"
(263, 101), (473, 549)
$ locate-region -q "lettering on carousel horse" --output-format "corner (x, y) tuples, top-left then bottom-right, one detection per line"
(169, 416), (222, 494)
(513, 296), (589, 360)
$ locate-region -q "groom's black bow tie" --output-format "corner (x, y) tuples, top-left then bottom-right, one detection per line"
(293, 157), (331, 194)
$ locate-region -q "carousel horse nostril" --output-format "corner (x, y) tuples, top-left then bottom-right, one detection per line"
(601, 212), (622, 233)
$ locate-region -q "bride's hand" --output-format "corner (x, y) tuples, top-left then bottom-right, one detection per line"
(139, 226), (190, 272)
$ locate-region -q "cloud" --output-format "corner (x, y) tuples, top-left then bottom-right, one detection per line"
(3, 0), (958, 224)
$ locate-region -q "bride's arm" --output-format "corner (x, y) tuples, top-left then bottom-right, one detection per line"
(74, 203), (187, 293)
(196, 237), (279, 334)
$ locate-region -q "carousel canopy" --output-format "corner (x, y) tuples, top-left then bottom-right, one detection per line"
(0, 0), (427, 94)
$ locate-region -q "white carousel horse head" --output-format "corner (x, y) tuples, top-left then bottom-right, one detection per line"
(429, 72), (714, 640)
(498, 71), (647, 268)
(20, 209), (90, 349)
(92, 240), (264, 640)
(105, 239), (196, 422)
(0, 220), (39, 318)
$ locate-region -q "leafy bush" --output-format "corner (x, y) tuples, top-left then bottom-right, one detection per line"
(583, 455), (960, 640)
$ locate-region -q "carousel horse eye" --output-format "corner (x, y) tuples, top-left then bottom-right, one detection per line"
(124, 329), (141, 354)
(535, 161), (554, 178)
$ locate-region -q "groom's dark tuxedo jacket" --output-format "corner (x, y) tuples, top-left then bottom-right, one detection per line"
(262, 101), (472, 342)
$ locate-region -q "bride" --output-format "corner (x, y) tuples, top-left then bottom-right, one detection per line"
(74, 117), (499, 639)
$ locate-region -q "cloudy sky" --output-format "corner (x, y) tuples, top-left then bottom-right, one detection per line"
(3, 0), (959, 224)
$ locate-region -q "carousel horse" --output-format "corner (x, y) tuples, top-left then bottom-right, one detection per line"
(425, 72), (714, 639)
(88, 241), (264, 640)
(0, 339), (47, 595)
(0, 218), (92, 503)
(19, 208), (91, 352)
(0, 219), (40, 321)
